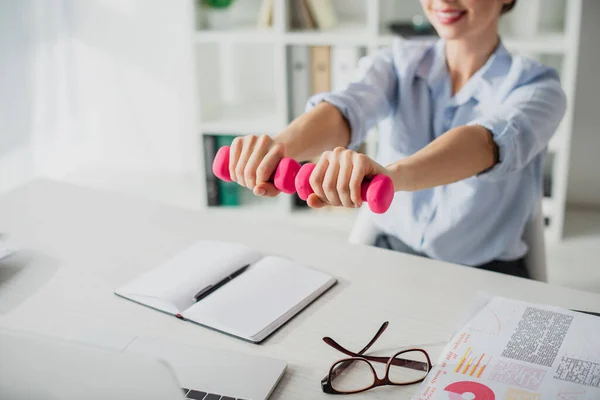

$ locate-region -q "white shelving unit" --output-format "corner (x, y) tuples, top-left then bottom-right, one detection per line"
(193, 0), (581, 241)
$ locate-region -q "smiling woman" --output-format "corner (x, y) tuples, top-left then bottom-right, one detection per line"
(225, 0), (566, 277)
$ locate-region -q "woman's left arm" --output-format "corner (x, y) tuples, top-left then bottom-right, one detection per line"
(389, 70), (567, 192)
(307, 68), (566, 208)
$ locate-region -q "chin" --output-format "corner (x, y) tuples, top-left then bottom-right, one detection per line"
(433, 26), (466, 40)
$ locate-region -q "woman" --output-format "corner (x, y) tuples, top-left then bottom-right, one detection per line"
(226, 0), (566, 277)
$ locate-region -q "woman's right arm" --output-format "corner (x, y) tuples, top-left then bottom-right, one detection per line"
(227, 102), (351, 197)
(228, 47), (398, 197)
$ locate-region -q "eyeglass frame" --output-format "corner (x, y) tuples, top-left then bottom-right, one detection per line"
(321, 321), (433, 395)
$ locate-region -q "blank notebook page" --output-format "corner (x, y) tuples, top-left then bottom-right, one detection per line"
(182, 256), (334, 339)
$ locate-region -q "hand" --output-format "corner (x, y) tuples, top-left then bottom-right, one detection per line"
(307, 147), (389, 209)
(229, 134), (286, 197)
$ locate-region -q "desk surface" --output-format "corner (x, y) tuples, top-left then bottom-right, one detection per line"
(1, 180), (599, 400)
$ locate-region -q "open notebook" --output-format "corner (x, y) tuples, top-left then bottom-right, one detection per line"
(114, 241), (336, 343)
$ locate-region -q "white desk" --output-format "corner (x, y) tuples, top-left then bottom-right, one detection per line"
(1, 180), (599, 400)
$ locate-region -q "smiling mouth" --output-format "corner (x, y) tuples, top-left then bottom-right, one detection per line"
(434, 9), (467, 25)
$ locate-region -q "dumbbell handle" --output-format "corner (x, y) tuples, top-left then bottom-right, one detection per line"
(294, 163), (394, 214)
(212, 146), (300, 195)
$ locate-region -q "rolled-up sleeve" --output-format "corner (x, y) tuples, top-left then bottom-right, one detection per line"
(468, 68), (567, 180)
(305, 48), (398, 150)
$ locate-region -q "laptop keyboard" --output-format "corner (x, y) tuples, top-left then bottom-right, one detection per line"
(181, 387), (248, 400)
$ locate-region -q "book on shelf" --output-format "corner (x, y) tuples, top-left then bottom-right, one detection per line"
(309, 46), (331, 101)
(287, 46), (311, 122)
(203, 135), (219, 206)
(305, 0), (337, 29)
(202, 134), (235, 207)
(288, 0), (336, 30)
(289, 0), (316, 30)
(331, 46), (361, 91)
(257, 0), (274, 28)
(214, 135), (239, 207)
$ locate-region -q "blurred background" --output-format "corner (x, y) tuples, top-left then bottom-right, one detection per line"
(1, 0), (599, 292)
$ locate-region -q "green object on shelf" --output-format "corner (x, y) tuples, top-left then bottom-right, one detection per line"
(202, 0), (234, 9)
(215, 135), (239, 207)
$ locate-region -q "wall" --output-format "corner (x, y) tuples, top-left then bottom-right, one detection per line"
(0, 1), (35, 193)
(567, 0), (600, 207)
(1, 0), (200, 194)
(66, 0), (200, 173)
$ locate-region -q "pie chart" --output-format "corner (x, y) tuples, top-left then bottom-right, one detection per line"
(444, 381), (495, 400)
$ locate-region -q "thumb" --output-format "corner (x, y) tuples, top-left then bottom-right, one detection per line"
(307, 193), (327, 208)
(254, 182), (280, 197)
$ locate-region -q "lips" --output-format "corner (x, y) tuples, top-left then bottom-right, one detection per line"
(434, 9), (466, 25)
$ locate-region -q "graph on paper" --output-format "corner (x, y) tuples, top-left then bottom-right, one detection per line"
(455, 346), (492, 378)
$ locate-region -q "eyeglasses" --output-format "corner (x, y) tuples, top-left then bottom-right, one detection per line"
(321, 321), (432, 395)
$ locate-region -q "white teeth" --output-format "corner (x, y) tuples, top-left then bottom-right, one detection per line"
(437, 11), (463, 18)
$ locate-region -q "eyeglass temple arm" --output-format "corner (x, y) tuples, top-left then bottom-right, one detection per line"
(356, 321), (389, 355)
(323, 337), (429, 371)
(324, 321), (388, 357)
(322, 321), (389, 384)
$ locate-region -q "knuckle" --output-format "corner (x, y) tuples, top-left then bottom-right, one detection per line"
(333, 146), (345, 154)
(309, 175), (320, 190)
(337, 184), (350, 194)
(244, 165), (256, 179)
(256, 165), (267, 178)
(231, 136), (242, 149)
(244, 135), (257, 146)
(235, 166), (245, 178)
(272, 142), (285, 156)
(258, 134), (271, 145)
(355, 152), (368, 163)
(322, 151), (333, 160)
(323, 179), (336, 193)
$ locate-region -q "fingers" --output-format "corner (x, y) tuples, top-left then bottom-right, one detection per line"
(307, 193), (326, 208)
(309, 155), (329, 203)
(228, 134), (282, 196)
(256, 142), (285, 186)
(308, 147), (365, 209)
(254, 182), (280, 197)
(244, 135), (271, 190)
(336, 150), (354, 208)
(229, 136), (243, 183)
(234, 136), (256, 188)
(349, 152), (367, 207)
(322, 153), (342, 207)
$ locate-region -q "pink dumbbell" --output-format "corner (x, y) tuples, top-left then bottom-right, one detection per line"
(294, 163), (395, 214)
(212, 146), (301, 194)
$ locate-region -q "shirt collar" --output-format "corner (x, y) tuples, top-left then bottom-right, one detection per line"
(418, 38), (511, 106)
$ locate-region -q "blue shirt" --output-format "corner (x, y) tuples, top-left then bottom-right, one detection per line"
(306, 39), (567, 266)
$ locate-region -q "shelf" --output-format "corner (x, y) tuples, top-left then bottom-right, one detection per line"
(195, 28), (565, 55)
(285, 21), (370, 46)
(543, 197), (553, 217)
(502, 34), (566, 54)
(195, 26), (275, 44)
(201, 101), (283, 135)
(375, 33), (566, 54)
(377, 34), (436, 47)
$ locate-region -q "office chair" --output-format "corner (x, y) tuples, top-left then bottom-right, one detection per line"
(348, 198), (548, 282)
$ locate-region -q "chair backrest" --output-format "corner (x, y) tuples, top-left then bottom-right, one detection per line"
(349, 199), (548, 282)
(348, 206), (381, 246)
(522, 198), (548, 282)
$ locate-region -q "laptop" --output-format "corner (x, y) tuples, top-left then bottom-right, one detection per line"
(0, 328), (287, 400)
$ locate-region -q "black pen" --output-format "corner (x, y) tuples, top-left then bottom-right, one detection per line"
(193, 265), (249, 302)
